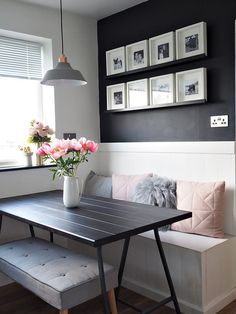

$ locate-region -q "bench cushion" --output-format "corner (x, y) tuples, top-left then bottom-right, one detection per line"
(0, 238), (117, 310)
(84, 170), (112, 198)
(171, 180), (225, 237)
(112, 173), (152, 201)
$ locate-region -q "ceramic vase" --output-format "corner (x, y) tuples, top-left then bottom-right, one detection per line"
(63, 176), (81, 208)
(24, 152), (33, 167)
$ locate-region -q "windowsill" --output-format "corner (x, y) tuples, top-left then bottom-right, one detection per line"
(0, 164), (55, 172)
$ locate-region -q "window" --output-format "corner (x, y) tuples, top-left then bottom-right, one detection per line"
(0, 33), (54, 167)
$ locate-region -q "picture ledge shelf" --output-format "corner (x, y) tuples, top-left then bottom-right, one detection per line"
(106, 53), (207, 79)
(106, 99), (206, 113)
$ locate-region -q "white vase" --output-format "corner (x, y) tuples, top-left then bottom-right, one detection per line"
(24, 152), (33, 167)
(63, 176), (81, 208)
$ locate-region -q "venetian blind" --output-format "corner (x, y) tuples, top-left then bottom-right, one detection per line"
(0, 36), (42, 80)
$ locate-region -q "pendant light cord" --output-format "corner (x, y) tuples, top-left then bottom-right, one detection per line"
(60, 0), (64, 55)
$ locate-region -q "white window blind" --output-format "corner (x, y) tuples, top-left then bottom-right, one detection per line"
(0, 36), (42, 80)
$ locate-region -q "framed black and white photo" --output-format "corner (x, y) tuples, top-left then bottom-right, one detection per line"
(176, 67), (207, 102)
(176, 22), (207, 59)
(107, 83), (126, 110)
(126, 40), (148, 71)
(150, 74), (175, 106)
(106, 46), (125, 76)
(127, 79), (148, 108)
(149, 32), (175, 65)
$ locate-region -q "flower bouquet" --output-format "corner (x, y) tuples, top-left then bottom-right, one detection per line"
(37, 137), (99, 179)
(28, 120), (54, 143)
(38, 137), (99, 208)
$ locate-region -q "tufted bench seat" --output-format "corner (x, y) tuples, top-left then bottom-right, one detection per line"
(0, 237), (118, 314)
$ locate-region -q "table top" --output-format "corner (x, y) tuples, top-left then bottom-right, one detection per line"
(0, 190), (191, 247)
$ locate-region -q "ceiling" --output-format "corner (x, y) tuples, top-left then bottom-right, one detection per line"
(15, 0), (148, 20)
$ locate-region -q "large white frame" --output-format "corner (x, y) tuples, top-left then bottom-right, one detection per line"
(176, 22), (207, 59)
(150, 74), (175, 106)
(176, 67), (207, 102)
(106, 46), (126, 76)
(126, 40), (148, 71)
(149, 31), (175, 65)
(107, 83), (126, 110)
(127, 78), (148, 108)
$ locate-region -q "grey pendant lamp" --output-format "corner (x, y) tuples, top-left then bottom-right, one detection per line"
(41, 0), (87, 86)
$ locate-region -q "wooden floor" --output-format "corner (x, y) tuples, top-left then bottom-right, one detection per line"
(0, 283), (235, 314)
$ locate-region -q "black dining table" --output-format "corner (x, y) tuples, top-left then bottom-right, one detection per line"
(0, 190), (191, 314)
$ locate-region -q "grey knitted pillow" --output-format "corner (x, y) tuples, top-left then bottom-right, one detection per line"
(132, 175), (177, 231)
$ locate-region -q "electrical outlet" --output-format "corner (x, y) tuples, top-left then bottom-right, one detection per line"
(210, 115), (228, 128)
(63, 133), (76, 139)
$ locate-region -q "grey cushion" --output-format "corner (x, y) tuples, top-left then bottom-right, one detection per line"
(0, 238), (117, 310)
(132, 175), (177, 231)
(84, 170), (112, 198)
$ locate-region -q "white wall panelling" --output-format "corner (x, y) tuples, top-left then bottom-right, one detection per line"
(97, 141), (236, 235)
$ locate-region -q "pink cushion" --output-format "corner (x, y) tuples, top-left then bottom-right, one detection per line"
(171, 180), (225, 238)
(112, 173), (152, 201)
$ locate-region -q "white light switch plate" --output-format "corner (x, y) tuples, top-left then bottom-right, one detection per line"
(210, 115), (228, 128)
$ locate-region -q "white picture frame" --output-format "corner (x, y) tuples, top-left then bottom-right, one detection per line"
(126, 40), (148, 71)
(176, 22), (207, 59)
(176, 67), (207, 102)
(106, 46), (126, 76)
(150, 74), (175, 106)
(149, 31), (175, 65)
(107, 83), (126, 110)
(127, 79), (148, 108)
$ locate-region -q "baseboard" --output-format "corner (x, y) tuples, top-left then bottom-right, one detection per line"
(203, 288), (236, 314)
(0, 272), (13, 287)
(122, 276), (236, 314)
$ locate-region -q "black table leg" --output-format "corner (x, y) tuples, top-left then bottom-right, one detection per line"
(0, 215), (2, 232)
(29, 225), (35, 237)
(97, 246), (110, 314)
(116, 237), (130, 298)
(50, 231), (54, 243)
(154, 228), (181, 314)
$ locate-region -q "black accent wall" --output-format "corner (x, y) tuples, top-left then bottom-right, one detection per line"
(97, 0), (236, 142)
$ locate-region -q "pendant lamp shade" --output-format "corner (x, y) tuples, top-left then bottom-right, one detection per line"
(41, 0), (87, 86)
(41, 54), (87, 86)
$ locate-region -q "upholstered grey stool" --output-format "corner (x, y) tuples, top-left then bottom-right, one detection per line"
(0, 237), (118, 314)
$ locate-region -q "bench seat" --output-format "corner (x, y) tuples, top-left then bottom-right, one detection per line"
(0, 237), (118, 313)
(102, 230), (236, 314)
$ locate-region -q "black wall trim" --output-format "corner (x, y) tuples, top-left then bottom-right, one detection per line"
(98, 0), (235, 142)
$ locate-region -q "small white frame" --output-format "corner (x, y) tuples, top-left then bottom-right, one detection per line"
(176, 67), (207, 102)
(127, 79), (148, 108)
(150, 74), (175, 106)
(106, 46), (126, 76)
(149, 31), (175, 65)
(107, 83), (126, 110)
(126, 40), (148, 71)
(176, 22), (207, 59)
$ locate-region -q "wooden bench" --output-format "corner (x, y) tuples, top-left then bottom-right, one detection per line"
(103, 230), (235, 314)
(0, 237), (118, 314)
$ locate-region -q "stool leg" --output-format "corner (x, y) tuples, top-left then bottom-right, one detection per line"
(108, 289), (118, 314)
(59, 310), (68, 314)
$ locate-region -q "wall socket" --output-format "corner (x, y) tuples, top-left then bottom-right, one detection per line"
(63, 133), (76, 139)
(210, 115), (228, 128)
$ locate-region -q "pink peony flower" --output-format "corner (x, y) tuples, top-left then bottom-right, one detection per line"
(37, 146), (47, 156)
(85, 140), (99, 153)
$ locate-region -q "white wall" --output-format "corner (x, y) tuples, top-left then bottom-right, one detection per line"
(0, 0), (100, 198)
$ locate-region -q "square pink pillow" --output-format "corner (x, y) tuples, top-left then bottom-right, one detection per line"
(112, 173), (152, 201)
(171, 180), (225, 238)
